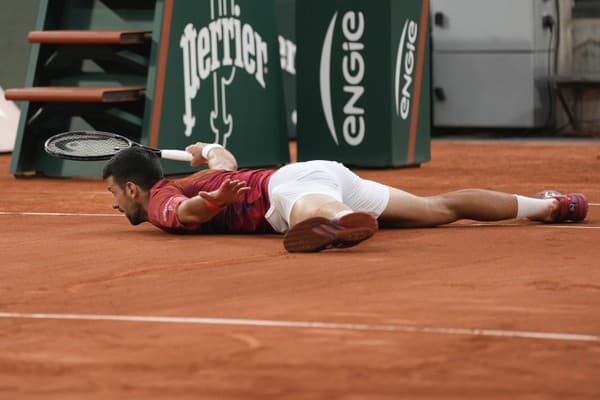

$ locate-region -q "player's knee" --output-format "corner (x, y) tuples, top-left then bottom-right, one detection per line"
(429, 196), (461, 222)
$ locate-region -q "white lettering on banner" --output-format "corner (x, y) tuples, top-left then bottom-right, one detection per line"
(278, 35), (297, 127)
(341, 11), (365, 146)
(320, 13), (338, 145)
(395, 19), (418, 120)
(319, 10), (366, 147)
(278, 35), (296, 75)
(179, 0), (268, 143)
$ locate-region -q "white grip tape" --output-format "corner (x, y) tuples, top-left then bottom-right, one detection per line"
(160, 149), (193, 162)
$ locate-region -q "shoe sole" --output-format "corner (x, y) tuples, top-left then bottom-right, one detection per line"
(283, 212), (377, 253)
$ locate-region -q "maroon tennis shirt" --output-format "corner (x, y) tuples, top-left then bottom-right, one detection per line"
(147, 168), (277, 234)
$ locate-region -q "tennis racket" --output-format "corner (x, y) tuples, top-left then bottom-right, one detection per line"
(44, 130), (193, 162)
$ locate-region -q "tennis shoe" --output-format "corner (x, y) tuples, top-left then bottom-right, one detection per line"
(534, 191), (588, 222)
(283, 212), (378, 253)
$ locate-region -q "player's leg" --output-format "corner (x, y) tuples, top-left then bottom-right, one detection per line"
(268, 161), (379, 252)
(288, 194), (351, 227)
(378, 188), (576, 227)
(284, 193), (379, 252)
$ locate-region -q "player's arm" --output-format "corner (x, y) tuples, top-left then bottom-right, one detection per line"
(176, 179), (250, 225)
(185, 142), (238, 171)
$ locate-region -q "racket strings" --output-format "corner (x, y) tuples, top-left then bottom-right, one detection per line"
(46, 133), (131, 159)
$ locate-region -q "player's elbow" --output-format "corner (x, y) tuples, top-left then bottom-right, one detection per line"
(176, 201), (204, 225)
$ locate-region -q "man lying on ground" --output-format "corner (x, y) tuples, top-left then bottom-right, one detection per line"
(103, 142), (588, 252)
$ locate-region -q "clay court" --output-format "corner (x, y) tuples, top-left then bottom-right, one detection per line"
(1, 139), (599, 399)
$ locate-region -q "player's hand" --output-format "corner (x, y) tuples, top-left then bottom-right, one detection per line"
(185, 142), (210, 168)
(198, 179), (250, 207)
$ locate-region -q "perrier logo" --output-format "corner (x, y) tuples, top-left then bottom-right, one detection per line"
(179, 0), (269, 146)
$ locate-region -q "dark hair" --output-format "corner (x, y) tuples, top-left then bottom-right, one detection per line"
(102, 147), (164, 190)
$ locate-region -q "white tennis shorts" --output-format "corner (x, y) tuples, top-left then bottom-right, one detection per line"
(265, 160), (390, 233)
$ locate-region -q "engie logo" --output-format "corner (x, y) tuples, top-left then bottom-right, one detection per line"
(395, 19), (419, 120)
(320, 11), (366, 147)
(179, 0), (268, 146)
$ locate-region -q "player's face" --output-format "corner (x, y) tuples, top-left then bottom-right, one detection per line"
(106, 176), (146, 225)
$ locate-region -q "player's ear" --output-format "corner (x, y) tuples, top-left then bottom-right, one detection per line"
(124, 181), (139, 199)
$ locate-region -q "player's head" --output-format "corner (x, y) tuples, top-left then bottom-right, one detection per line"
(102, 147), (164, 225)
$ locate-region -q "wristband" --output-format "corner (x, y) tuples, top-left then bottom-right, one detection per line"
(203, 198), (224, 211)
(201, 143), (224, 159)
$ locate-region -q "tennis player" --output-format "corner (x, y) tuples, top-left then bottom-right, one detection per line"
(103, 142), (588, 252)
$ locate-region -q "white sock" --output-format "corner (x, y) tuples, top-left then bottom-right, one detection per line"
(515, 195), (554, 219)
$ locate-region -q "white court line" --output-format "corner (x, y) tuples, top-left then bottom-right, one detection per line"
(540, 225), (600, 230)
(1, 203), (598, 218)
(0, 211), (120, 217)
(0, 312), (597, 343)
(466, 223), (600, 229)
(2, 212), (599, 230)
(1, 202), (598, 218)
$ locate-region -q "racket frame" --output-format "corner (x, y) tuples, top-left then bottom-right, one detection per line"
(44, 130), (192, 162)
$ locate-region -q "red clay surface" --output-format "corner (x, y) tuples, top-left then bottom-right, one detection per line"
(1, 140), (600, 399)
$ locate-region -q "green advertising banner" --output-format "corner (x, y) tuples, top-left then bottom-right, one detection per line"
(275, 0), (297, 138)
(148, 0), (290, 174)
(296, 0), (431, 167)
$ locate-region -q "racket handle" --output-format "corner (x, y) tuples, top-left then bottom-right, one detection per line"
(160, 149), (193, 162)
